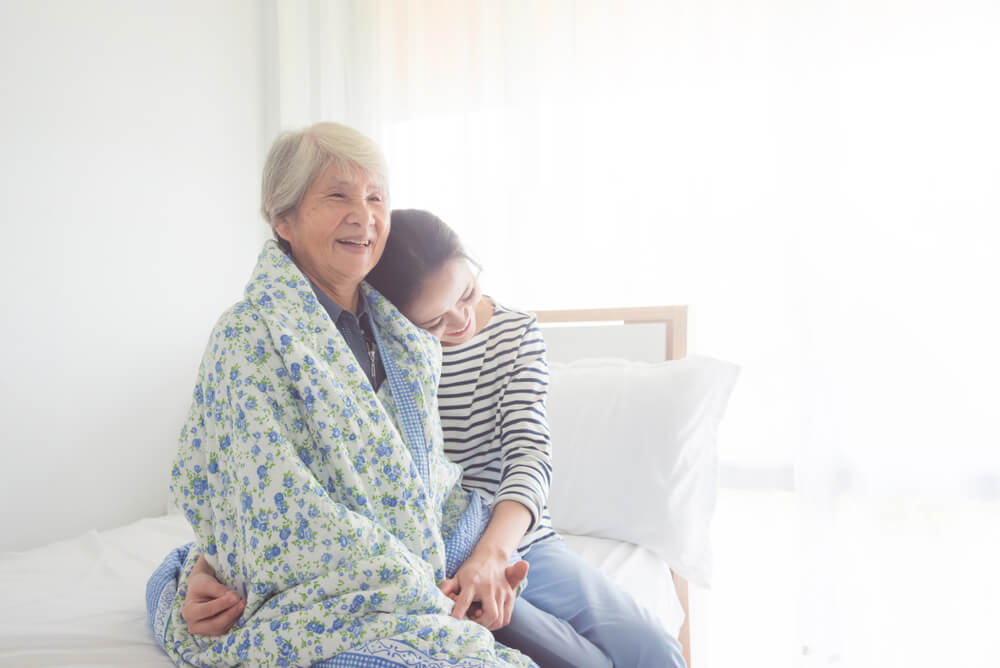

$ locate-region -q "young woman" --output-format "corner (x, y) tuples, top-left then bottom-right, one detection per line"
(179, 209), (686, 668)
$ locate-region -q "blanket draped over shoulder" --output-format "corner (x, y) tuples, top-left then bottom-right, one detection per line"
(157, 241), (534, 667)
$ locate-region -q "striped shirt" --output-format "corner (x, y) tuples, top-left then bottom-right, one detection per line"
(439, 300), (557, 553)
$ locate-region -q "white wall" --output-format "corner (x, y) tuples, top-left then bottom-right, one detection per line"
(0, 0), (270, 551)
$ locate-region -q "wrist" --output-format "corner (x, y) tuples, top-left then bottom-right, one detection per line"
(471, 539), (512, 564)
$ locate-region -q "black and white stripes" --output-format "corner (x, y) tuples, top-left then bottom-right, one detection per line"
(439, 301), (557, 552)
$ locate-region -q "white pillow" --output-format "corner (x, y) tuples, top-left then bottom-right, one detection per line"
(545, 355), (739, 587)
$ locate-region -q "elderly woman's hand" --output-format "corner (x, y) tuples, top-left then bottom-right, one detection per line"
(180, 553), (245, 636)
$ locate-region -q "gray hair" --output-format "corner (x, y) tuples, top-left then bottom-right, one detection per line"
(260, 122), (389, 252)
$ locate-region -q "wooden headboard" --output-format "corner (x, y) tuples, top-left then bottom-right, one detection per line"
(533, 305), (693, 668)
(534, 305), (688, 361)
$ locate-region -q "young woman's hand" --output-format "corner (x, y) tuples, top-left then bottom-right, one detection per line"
(439, 551), (529, 631)
(438, 500), (533, 630)
(180, 553), (245, 636)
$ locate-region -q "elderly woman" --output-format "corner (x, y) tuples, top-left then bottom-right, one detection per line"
(149, 122), (533, 667)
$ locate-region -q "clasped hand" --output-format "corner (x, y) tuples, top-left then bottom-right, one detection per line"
(182, 552), (528, 636)
(438, 551), (529, 631)
(181, 566), (246, 636)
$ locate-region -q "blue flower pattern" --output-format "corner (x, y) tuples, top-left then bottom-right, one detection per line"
(164, 241), (533, 667)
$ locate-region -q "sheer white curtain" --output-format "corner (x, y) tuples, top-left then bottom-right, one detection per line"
(266, 1), (1000, 665)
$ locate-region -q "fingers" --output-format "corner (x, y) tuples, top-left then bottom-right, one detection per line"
(494, 595), (507, 631)
(489, 561), (526, 630)
(451, 585), (476, 620)
(182, 560), (242, 637)
(448, 562), (526, 628)
(186, 591), (242, 622)
(438, 577), (459, 598)
(477, 587), (501, 630)
(193, 579), (238, 603)
(464, 594), (500, 629)
(187, 570), (238, 604)
(504, 560), (529, 589)
(188, 598), (246, 636)
(500, 588), (515, 628)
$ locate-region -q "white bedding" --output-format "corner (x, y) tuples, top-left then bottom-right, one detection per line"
(0, 515), (684, 667)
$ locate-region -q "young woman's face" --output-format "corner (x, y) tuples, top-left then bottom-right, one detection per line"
(404, 257), (483, 345)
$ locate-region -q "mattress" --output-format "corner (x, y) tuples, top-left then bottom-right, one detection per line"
(0, 515), (684, 667)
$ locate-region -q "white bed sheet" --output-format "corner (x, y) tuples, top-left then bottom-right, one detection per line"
(0, 515), (684, 667)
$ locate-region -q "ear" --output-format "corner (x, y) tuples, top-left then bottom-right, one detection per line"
(273, 212), (295, 243)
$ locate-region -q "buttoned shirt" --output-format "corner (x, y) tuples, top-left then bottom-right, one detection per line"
(307, 278), (386, 391)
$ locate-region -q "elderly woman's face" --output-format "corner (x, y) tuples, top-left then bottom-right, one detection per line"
(275, 162), (388, 294)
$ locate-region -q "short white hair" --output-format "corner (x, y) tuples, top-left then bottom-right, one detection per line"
(260, 122), (389, 250)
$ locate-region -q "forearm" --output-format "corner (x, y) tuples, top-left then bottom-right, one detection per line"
(497, 325), (553, 533)
(472, 500), (532, 562)
(444, 502), (532, 629)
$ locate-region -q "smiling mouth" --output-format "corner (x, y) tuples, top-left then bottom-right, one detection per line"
(337, 239), (372, 247)
(447, 317), (472, 337)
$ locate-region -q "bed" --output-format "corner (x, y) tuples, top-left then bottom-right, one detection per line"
(0, 305), (737, 668)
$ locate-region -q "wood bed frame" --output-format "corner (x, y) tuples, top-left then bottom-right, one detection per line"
(533, 305), (693, 668)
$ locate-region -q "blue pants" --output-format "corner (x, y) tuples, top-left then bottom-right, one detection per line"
(494, 539), (687, 668)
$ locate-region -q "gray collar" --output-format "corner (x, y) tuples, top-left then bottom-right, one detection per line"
(307, 277), (369, 323)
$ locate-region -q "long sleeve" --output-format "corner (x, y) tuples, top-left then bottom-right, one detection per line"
(494, 318), (552, 533)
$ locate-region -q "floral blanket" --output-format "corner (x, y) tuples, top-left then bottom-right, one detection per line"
(155, 241), (533, 667)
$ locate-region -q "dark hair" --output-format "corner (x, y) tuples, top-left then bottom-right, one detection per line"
(366, 209), (476, 311)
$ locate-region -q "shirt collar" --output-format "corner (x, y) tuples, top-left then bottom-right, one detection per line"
(306, 277), (369, 324)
